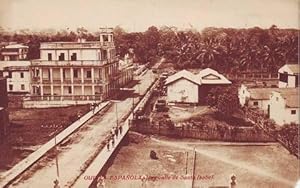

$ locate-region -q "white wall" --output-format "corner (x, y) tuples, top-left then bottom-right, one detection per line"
(238, 84), (250, 106)
(3, 70), (30, 93)
(269, 92), (299, 125)
(278, 65), (297, 88)
(41, 49), (100, 61)
(167, 78), (198, 103)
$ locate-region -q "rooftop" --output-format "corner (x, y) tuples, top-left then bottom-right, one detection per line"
(165, 69), (200, 85)
(40, 41), (114, 50)
(4, 44), (28, 49)
(248, 87), (298, 100)
(0, 61), (30, 70)
(286, 64), (300, 74)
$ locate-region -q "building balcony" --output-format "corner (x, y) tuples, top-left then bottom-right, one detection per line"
(40, 41), (114, 50)
(31, 60), (109, 67)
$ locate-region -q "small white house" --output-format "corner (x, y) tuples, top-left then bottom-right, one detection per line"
(269, 89), (299, 126)
(165, 70), (200, 103)
(238, 84), (272, 113)
(165, 68), (231, 104)
(0, 61), (31, 93)
(278, 64), (299, 88)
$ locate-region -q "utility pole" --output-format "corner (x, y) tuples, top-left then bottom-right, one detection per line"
(191, 148), (196, 188)
(185, 151), (188, 175)
(115, 102), (118, 127)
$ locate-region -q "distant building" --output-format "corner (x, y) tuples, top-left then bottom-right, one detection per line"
(278, 64), (299, 88)
(238, 84), (297, 115)
(0, 77), (9, 143)
(0, 44), (28, 61)
(165, 68), (231, 104)
(0, 43), (31, 93)
(0, 61), (31, 93)
(118, 58), (134, 86)
(269, 89), (299, 125)
(27, 28), (121, 107)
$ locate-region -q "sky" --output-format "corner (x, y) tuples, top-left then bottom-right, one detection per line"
(0, 0), (299, 32)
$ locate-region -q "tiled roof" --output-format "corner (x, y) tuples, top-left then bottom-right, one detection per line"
(285, 94), (299, 108)
(248, 87), (298, 100)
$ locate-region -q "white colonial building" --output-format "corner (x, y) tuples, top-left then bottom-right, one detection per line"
(278, 64), (299, 88)
(25, 28), (132, 107)
(165, 68), (231, 104)
(269, 89), (299, 126)
(0, 61), (31, 93)
(0, 43), (31, 93)
(0, 44), (28, 61)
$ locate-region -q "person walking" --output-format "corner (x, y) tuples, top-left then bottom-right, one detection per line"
(114, 126), (119, 139)
(106, 140), (110, 151)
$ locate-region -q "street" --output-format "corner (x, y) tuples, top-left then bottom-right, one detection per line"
(9, 70), (156, 188)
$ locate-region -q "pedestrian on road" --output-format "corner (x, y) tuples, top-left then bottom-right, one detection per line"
(114, 126), (118, 139)
(112, 137), (115, 148)
(119, 125), (123, 135)
(111, 128), (115, 139)
(106, 140), (110, 151)
(53, 179), (60, 188)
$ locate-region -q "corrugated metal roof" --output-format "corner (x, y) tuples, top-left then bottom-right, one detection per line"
(165, 69), (200, 85)
(197, 68), (232, 84)
(286, 64), (300, 74)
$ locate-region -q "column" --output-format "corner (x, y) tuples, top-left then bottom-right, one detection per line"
(60, 85), (64, 100)
(70, 67), (74, 98)
(39, 67), (43, 84)
(91, 67), (95, 83)
(81, 68), (84, 83)
(50, 68), (53, 83)
(60, 68), (63, 83)
(40, 85), (44, 96)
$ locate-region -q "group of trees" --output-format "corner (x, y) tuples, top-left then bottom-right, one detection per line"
(0, 25), (298, 73)
(206, 86), (240, 119)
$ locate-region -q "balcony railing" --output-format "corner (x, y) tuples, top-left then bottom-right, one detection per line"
(40, 41), (114, 49)
(31, 60), (109, 67)
(23, 95), (103, 101)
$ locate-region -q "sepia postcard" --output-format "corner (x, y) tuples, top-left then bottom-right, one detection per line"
(0, 0), (299, 187)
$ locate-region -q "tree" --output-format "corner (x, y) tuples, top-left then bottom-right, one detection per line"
(207, 86), (240, 119)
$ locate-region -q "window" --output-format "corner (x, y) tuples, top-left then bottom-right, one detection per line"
(276, 97), (279, 101)
(8, 71), (12, 78)
(73, 69), (78, 78)
(102, 50), (107, 60)
(59, 53), (65, 61)
(291, 110), (296, 115)
(71, 53), (77, 61)
(68, 86), (72, 94)
(48, 69), (51, 80)
(63, 69), (66, 79)
(86, 70), (92, 78)
(253, 101), (258, 106)
(20, 72), (24, 78)
(48, 53), (52, 61)
(102, 35), (109, 42)
(9, 84), (13, 91)
(21, 84), (25, 90)
(279, 72), (288, 82)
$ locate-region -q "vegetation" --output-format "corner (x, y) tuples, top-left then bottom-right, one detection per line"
(206, 86), (241, 119)
(0, 25), (298, 73)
